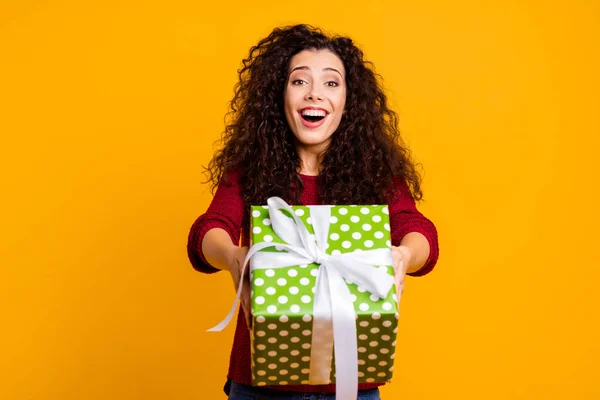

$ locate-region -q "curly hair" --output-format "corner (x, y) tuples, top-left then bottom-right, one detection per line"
(203, 24), (424, 214)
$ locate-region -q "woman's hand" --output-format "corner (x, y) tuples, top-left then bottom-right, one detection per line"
(227, 246), (251, 330)
(391, 245), (412, 299)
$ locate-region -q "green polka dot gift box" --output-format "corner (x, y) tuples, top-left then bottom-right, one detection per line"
(247, 197), (400, 392)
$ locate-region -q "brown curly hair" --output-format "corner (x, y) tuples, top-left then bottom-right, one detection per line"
(203, 24), (424, 211)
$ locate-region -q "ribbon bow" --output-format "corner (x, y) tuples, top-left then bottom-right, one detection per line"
(209, 197), (395, 400)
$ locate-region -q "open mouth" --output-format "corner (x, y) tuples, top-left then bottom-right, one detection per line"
(299, 108), (328, 125)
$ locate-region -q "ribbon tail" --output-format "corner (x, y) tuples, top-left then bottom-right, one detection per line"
(327, 265), (359, 400)
(206, 241), (279, 332)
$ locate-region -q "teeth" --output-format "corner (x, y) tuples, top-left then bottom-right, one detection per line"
(301, 109), (327, 117)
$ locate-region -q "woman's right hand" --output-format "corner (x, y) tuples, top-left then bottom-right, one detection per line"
(227, 246), (251, 330)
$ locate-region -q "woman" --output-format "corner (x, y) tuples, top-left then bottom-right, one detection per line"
(187, 24), (439, 399)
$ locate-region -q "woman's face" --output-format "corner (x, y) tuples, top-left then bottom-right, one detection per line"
(284, 49), (347, 153)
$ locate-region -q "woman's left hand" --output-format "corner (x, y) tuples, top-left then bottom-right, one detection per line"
(391, 245), (412, 298)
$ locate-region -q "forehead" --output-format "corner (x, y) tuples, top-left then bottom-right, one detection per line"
(288, 49), (345, 76)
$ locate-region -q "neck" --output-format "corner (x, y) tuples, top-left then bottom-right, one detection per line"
(296, 141), (328, 176)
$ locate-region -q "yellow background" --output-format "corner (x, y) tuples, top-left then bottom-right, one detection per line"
(1, 0), (599, 399)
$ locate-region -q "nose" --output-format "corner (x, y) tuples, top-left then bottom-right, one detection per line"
(305, 84), (323, 101)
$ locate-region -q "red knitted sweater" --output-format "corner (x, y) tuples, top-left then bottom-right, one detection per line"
(187, 171), (439, 393)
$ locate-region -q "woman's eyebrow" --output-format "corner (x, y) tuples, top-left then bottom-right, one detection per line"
(290, 65), (344, 78)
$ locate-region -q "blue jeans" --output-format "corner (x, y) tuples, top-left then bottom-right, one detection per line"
(226, 379), (382, 400)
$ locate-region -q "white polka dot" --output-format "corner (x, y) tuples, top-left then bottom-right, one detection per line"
(290, 362), (299, 368)
(341, 224), (350, 232)
(352, 232), (362, 240)
(268, 363), (277, 369)
(301, 358), (310, 364)
(290, 375), (299, 380)
(330, 216), (338, 224)
(279, 315), (289, 323)
(264, 218), (271, 226)
(266, 287), (276, 295)
(268, 350), (277, 357)
(368, 354), (377, 360)
(379, 361), (388, 366)
(380, 348), (390, 354)
(300, 278), (310, 286)
(254, 278), (264, 286)
(256, 331), (266, 337)
(358, 347), (367, 353)
(377, 372), (386, 377)
(339, 208), (348, 215)
(372, 215), (382, 223)
(306, 217), (312, 224)
(264, 235), (274, 242)
(280, 330), (289, 336)
(359, 334), (368, 340)
(291, 337), (300, 343)
(382, 335), (391, 341)
(310, 269), (318, 277)
(268, 323), (277, 330)
(392, 293), (398, 303)
(301, 343), (311, 349)
(382, 320), (392, 327)
(257, 369), (266, 375)
(371, 327), (380, 334)
(289, 286), (299, 295)
(342, 241), (352, 248)
(290, 305), (300, 313)
(353, 249), (363, 253)
(359, 303), (369, 311)
(357, 286), (366, 293)
(374, 231), (384, 239)
(369, 341), (379, 347)
(252, 210), (261, 218)
(362, 224), (372, 231)
(358, 359), (366, 365)
(279, 343), (289, 350)
(386, 240), (391, 247)
(359, 321), (369, 327)
(295, 209), (305, 216)
(350, 294), (357, 302)
(265, 269), (275, 277)
(291, 350), (300, 356)
(392, 340), (397, 346)
(302, 314), (312, 322)
(257, 382), (266, 386)
(364, 240), (374, 248)
(332, 249), (341, 255)
(330, 232), (340, 240)
(390, 354), (395, 360)
(382, 302), (393, 311)
(275, 244), (284, 251)
(277, 278), (287, 286)
(278, 296), (288, 304)
(367, 366), (376, 372)
(382, 207), (389, 215)
(350, 215), (360, 223)
(257, 344), (266, 351)
(299, 264), (309, 268)
(288, 269), (298, 277)
(280, 369), (289, 375)
(370, 294), (379, 302)
(253, 226), (262, 234)
(302, 330), (312, 336)
(291, 323), (300, 329)
(301, 368), (310, 374)
(301, 295), (311, 303)
(384, 223), (390, 231)
(256, 316), (266, 323)
(256, 296), (265, 305)
(360, 207), (370, 215)
(358, 372), (365, 377)
(267, 305), (277, 313)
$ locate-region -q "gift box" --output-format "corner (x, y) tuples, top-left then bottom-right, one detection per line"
(249, 199), (400, 389)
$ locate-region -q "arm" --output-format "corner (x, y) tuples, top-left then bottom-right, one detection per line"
(389, 179), (439, 277)
(186, 170), (245, 273)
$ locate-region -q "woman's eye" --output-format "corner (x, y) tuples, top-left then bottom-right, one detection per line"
(326, 81), (339, 87)
(292, 79), (306, 85)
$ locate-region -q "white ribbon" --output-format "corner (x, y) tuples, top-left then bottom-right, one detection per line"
(208, 197), (395, 400)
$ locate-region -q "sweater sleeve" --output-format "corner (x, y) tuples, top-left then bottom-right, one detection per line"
(186, 170), (245, 274)
(388, 179), (439, 277)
